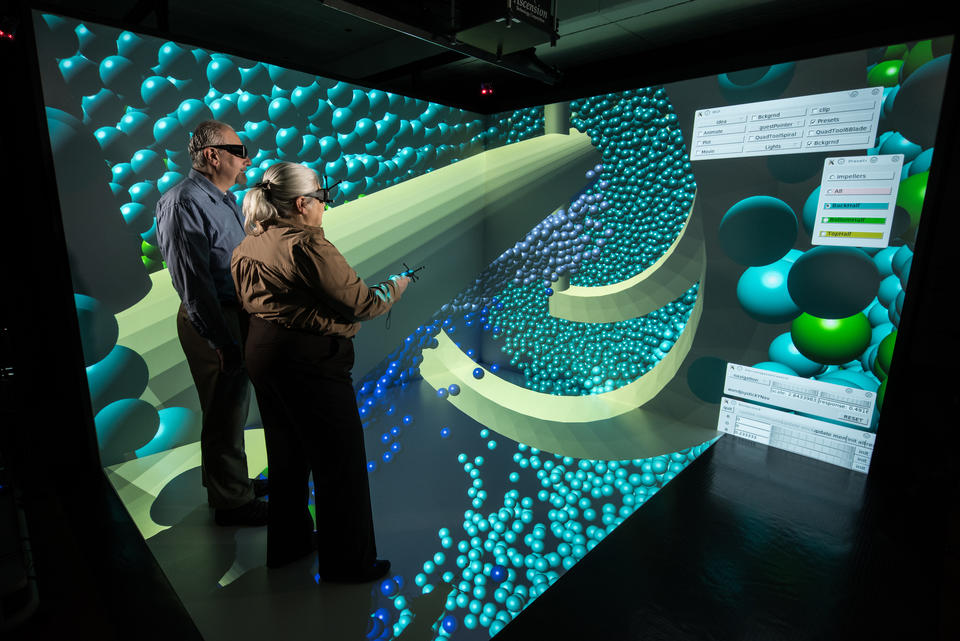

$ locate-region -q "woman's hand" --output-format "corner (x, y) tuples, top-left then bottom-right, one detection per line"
(394, 276), (411, 297)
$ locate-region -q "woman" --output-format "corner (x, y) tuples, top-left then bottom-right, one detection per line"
(231, 161), (409, 581)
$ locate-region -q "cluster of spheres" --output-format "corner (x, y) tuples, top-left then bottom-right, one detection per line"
(457, 88), (698, 396)
(41, 14), (496, 275)
(349, 86), (712, 639)
(569, 88), (697, 286)
(73, 292), (198, 465)
(48, 14), (720, 640)
(488, 106), (545, 147)
(367, 441), (712, 640)
(727, 40), (947, 418)
(43, 13), (524, 464)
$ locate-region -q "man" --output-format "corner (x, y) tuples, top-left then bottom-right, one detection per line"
(156, 120), (267, 526)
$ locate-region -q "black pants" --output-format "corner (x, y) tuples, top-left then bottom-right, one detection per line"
(177, 303), (254, 510)
(245, 315), (378, 571)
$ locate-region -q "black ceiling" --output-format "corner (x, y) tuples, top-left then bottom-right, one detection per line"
(26, 0), (960, 113)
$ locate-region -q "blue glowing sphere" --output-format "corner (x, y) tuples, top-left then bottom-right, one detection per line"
(441, 615), (458, 633)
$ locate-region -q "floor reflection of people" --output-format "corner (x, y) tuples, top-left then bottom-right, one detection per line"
(232, 161), (410, 581)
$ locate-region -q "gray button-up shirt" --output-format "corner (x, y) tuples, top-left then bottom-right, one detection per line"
(156, 168), (246, 348)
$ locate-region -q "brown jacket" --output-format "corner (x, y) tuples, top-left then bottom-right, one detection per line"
(231, 222), (403, 338)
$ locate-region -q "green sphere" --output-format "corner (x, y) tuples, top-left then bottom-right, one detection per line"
(142, 255), (163, 273)
(896, 171), (927, 230)
(901, 40), (934, 82)
(141, 239), (162, 261)
(874, 329), (897, 379)
(867, 60), (904, 88)
(790, 313), (872, 365)
(881, 44), (909, 62)
(877, 376), (888, 409)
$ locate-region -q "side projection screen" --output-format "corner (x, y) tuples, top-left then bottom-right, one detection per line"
(35, 11), (952, 639)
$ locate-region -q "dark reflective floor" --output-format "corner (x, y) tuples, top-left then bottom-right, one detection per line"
(9, 425), (958, 641)
(497, 433), (958, 641)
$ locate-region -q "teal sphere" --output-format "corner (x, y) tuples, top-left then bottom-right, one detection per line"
(206, 57), (241, 93)
(131, 148), (164, 178)
(207, 98), (238, 125)
(239, 63), (273, 94)
(736, 252), (801, 323)
(94, 127), (136, 164)
(59, 55), (100, 96)
(275, 127), (302, 154)
(140, 75), (180, 114)
(877, 274), (902, 308)
(787, 247), (880, 319)
(74, 293), (119, 366)
(98, 56), (140, 98)
(318, 136), (340, 162)
(153, 117), (188, 149)
(176, 98), (213, 130)
(156, 41), (196, 79)
(241, 120), (271, 148)
(890, 54), (950, 148)
(719, 196), (797, 266)
(128, 181), (159, 207)
(878, 131), (922, 162)
(266, 63), (313, 90)
(331, 107), (355, 135)
(817, 369), (879, 392)
(354, 118), (376, 143)
(157, 171), (184, 195)
(753, 361), (799, 376)
(718, 63), (795, 103)
(290, 84), (321, 119)
(327, 82), (354, 108)
(136, 407), (202, 457)
(872, 246), (898, 278)
(120, 202), (152, 234)
(85, 344), (149, 414)
(267, 97), (297, 128)
(768, 331), (824, 377)
(94, 398), (160, 465)
(118, 111), (154, 149)
(82, 89), (124, 128)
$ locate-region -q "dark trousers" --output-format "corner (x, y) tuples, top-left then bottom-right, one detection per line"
(245, 316), (378, 571)
(177, 304), (254, 509)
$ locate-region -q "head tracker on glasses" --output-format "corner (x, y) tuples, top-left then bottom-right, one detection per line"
(303, 175), (342, 204)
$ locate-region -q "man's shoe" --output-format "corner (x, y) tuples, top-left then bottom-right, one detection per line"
(214, 499), (268, 526)
(252, 478), (269, 497)
(319, 559), (391, 583)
